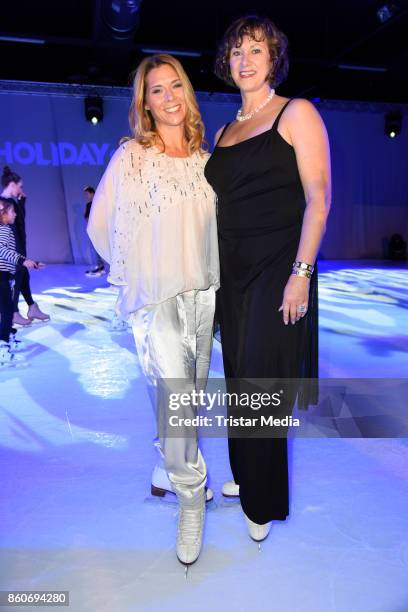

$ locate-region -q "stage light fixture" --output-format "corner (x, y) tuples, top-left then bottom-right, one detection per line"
(84, 96), (103, 125)
(102, 0), (143, 40)
(384, 110), (402, 138)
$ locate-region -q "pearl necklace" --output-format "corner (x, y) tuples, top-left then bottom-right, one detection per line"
(236, 88), (275, 122)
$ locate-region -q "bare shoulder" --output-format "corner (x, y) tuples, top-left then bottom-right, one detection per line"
(279, 99), (327, 147)
(284, 98), (323, 124)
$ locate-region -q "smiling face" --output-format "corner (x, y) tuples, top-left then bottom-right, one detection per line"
(144, 63), (187, 129)
(229, 33), (273, 92)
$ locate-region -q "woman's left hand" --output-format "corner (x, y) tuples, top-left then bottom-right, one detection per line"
(278, 275), (310, 325)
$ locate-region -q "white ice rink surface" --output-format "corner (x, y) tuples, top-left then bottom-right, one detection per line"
(1, 262), (407, 612)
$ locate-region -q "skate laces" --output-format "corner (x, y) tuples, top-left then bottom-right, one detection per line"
(178, 507), (204, 545)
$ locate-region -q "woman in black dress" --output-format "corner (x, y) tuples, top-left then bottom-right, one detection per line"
(205, 15), (331, 541)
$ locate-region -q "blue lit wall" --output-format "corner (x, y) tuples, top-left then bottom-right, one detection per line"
(0, 83), (407, 262)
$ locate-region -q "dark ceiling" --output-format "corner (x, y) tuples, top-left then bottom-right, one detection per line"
(1, 0), (408, 102)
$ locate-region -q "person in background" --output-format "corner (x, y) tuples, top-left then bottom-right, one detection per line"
(1, 166), (50, 325)
(0, 198), (43, 367)
(84, 186), (125, 330)
(83, 186), (107, 277)
(387, 233), (407, 261)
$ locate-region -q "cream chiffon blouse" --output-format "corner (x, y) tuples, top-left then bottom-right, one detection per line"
(87, 139), (220, 318)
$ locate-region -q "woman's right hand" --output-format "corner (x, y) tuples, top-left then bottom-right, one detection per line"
(23, 259), (37, 270)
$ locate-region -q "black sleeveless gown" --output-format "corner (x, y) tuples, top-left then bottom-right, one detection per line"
(204, 100), (318, 523)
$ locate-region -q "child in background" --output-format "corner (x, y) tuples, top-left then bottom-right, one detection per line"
(0, 198), (42, 367)
(1, 166), (50, 324)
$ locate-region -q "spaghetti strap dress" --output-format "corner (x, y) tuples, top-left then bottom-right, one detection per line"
(204, 99), (318, 523)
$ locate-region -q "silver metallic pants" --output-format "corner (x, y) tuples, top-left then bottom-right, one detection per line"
(131, 287), (215, 505)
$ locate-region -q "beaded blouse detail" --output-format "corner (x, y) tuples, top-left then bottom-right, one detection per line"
(87, 140), (220, 318)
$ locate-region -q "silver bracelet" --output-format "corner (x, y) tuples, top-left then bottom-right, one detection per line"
(291, 268), (312, 279)
(293, 261), (314, 273)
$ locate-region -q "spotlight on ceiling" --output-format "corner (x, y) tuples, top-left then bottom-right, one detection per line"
(376, 2), (399, 23)
(84, 96), (103, 125)
(384, 110), (402, 138)
(102, 0), (143, 40)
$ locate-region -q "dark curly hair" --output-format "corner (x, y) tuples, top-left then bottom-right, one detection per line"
(1, 166), (21, 189)
(214, 15), (289, 89)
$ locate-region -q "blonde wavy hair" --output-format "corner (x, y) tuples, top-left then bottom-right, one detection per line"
(123, 54), (206, 155)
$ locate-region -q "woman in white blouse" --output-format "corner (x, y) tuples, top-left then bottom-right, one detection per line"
(87, 55), (219, 565)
